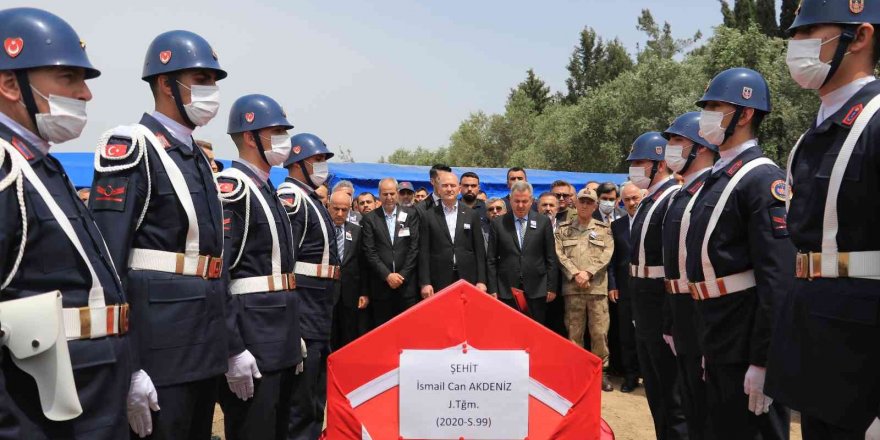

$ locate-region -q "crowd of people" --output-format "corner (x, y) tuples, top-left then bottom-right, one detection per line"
(2, 3), (880, 440)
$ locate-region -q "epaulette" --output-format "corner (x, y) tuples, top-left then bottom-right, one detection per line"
(558, 220), (572, 228)
(0, 145), (22, 193)
(594, 220), (610, 228)
(94, 125), (146, 173)
(216, 170), (248, 203)
(276, 181), (305, 213)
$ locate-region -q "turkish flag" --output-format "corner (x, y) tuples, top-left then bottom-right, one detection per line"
(105, 144), (127, 158)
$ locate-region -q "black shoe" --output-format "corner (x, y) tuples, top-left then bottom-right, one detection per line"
(602, 374), (614, 392)
(620, 376), (639, 393)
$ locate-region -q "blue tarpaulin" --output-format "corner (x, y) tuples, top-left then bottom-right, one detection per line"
(55, 152), (627, 199)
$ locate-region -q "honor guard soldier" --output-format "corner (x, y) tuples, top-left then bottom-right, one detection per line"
(88, 31), (229, 438)
(216, 94), (305, 439)
(686, 68), (794, 440)
(626, 132), (688, 440)
(554, 188), (614, 391)
(0, 8), (131, 439)
(278, 133), (339, 440)
(660, 112), (718, 440)
(766, 2), (880, 438)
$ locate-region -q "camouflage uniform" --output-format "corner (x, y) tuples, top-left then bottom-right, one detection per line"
(555, 217), (614, 366)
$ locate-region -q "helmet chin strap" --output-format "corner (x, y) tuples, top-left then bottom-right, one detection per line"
(168, 74), (196, 129)
(648, 160), (660, 185)
(720, 106), (744, 146)
(250, 131), (270, 167)
(297, 160), (319, 189)
(823, 26), (857, 88)
(679, 142), (699, 175)
(14, 70), (40, 132)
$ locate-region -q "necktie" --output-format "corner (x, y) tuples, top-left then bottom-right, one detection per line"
(336, 226), (345, 261)
(518, 218), (527, 248)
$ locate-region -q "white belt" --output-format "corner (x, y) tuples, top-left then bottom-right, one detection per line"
(229, 274), (297, 295)
(62, 304), (129, 340)
(129, 248), (223, 279)
(664, 278), (689, 294)
(294, 262), (340, 280)
(688, 270), (756, 300)
(795, 251), (880, 280)
(630, 264), (665, 279)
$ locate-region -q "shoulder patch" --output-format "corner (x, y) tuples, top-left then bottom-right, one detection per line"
(842, 103), (864, 127)
(726, 160), (744, 176)
(10, 137), (33, 160)
(215, 171), (247, 202)
(688, 180), (704, 195)
(91, 177), (129, 211)
(771, 180), (788, 202)
(768, 206), (789, 239)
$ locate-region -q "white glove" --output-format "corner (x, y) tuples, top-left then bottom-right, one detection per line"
(296, 338), (307, 375)
(743, 365), (772, 416)
(662, 334), (677, 357)
(225, 350), (262, 401)
(867, 417), (880, 440)
(127, 370), (160, 438)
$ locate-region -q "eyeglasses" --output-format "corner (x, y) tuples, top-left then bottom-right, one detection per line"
(554, 193), (573, 200)
(487, 207), (505, 212)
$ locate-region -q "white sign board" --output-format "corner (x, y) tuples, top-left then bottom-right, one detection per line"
(399, 349), (529, 439)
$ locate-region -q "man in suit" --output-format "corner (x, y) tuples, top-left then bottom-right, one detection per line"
(328, 191), (370, 349)
(361, 178), (421, 326)
(594, 182), (625, 224)
(502, 167), (538, 213)
(609, 182), (643, 393)
(488, 181), (559, 325)
(419, 171), (487, 297)
(418, 164), (452, 211)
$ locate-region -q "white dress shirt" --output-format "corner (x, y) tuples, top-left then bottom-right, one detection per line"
(443, 201), (458, 242)
(817, 75), (876, 126)
(712, 139), (758, 174)
(384, 206), (398, 244)
(151, 111), (194, 150)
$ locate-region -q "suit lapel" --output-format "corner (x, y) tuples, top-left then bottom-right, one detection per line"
(503, 214), (521, 254)
(342, 224), (353, 266)
(521, 215), (533, 251)
(454, 206), (466, 245)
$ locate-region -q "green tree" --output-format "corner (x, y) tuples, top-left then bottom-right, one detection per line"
(387, 146), (448, 166)
(720, 0), (736, 28)
(779, 0), (799, 34)
(511, 69), (552, 114)
(636, 9), (702, 61)
(564, 28), (634, 104)
(755, 0), (778, 36)
(733, 0), (757, 31)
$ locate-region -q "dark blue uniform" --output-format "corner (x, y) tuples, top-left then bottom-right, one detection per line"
(278, 177), (338, 440)
(0, 122), (130, 439)
(217, 161), (303, 440)
(685, 146), (793, 440)
(766, 80), (880, 436)
(661, 171), (710, 440)
(90, 113), (228, 439)
(628, 177), (688, 440)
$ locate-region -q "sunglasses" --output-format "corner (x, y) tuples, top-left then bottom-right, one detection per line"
(487, 207), (505, 212)
(554, 193), (573, 199)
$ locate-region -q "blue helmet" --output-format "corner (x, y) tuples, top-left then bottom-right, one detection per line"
(0, 8), (99, 78)
(142, 30), (227, 81)
(696, 68), (771, 113)
(227, 94), (293, 134)
(626, 132), (667, 162)
(662, 112), (718, 152)
(283, 133), (334, 168)
(789, 0), (880, 31)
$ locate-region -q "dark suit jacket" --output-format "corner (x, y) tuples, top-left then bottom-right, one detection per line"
(607, 215), (632, 298)
(418, 203), (487, 290)
(361, 205), (420, 301)
(334, 221), (369, 308)
(487, 212), (558, 299)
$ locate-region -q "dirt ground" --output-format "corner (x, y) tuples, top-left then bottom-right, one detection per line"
(211, 377), (804, 439)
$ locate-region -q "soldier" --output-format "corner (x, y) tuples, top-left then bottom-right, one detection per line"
(278, 133), (339, 440)
(660, 112), (718, 440)
(685, 68), (794, 440)
(215, 94), (305, 439)
(554, 188), (614, 392)
(89, 30), (229, 438)
(0, 8), (130, 439)
(626, 132), (688, 440)
(766, 2), (880, 438)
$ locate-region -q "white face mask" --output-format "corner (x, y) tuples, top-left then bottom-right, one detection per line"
(310, 160), (329, 186)
(664, 143), (689, 174)
(29, 86), (88, 144)
(786, 35), (841, 90)
(698, 110), (734, 146)
(628, 166), (651, 189)
(260, 134), (291, 167)
(599, 200), (615, 215)
(177, 82), (220, 126)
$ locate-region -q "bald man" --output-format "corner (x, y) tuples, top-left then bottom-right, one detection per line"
(329, 191), (370, 349)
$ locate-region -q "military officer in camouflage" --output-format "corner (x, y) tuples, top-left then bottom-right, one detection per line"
(555, 188), (614, 392)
